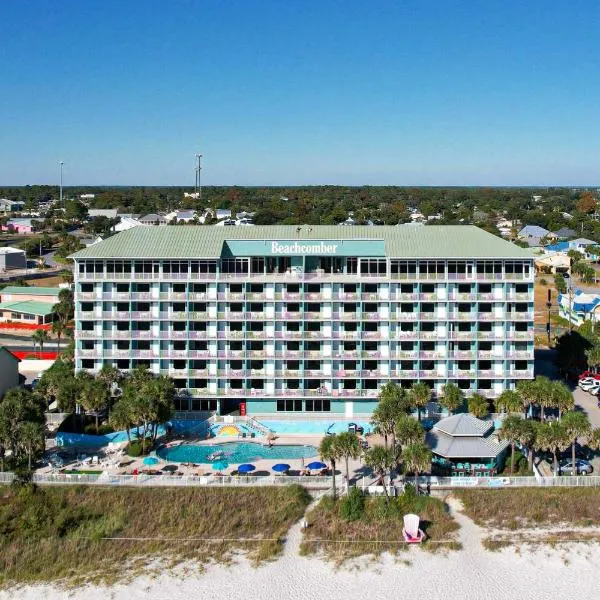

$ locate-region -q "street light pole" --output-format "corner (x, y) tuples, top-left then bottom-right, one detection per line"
(197, 153), (203, 201)
(59, 161), (64, 207)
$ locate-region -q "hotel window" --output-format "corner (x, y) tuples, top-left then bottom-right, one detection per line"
(360, 259), (387, 275)
(190, 261), (216, 274)
(277, 399), (303, 412)
(80, 283), (94, 293)
(448, 261), (468, 279)
(305, 399), (331, 412)
(476, 261), (503, 276)
(221, 258), (248, 274)
(346, 258), (358, 274)
(192, 399), (218, 411)
(250, 257), (265, 274)
(81, 359), (95, 369)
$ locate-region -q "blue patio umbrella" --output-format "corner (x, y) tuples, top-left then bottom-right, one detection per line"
(143, 456), (160, 466)
(212, 460), (229, 472)
(238, 463), (256, 474)
(272, 463), (290, 473)
(307, 461), (327, 470)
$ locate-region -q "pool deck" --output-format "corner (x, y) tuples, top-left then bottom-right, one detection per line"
(41, 432), (376, 483)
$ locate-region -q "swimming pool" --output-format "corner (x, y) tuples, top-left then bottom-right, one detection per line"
(157, 441), (318, 464)
(255, 419), (373, 435)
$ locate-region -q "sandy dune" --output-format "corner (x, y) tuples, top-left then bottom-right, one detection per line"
(2, 501), (598, 600)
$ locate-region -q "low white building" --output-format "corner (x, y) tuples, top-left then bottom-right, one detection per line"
(0, 347), (20, 399)
(0, 247), (26, 272)
(558, 290), (600, 326)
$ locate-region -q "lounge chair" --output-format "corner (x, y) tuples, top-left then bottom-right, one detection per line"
(402, 514), (425, 543)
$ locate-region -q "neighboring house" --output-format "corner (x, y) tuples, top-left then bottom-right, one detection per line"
(88, 208), (118, 219)
(517, 225), (550, 239)
(0, 347), (20, 398)
(1, 218), (34, 234)
(138, 213), (168, 226)
(0, 198), (25, 213)
(558, 290), (600, 326)
(166, 209), (197, 223)
(534, 253), (570, 275)
(0, 247), (27, 272)
(215, 208), (232, 221)
(0, 286), (61, 325)
(339, 217), (357, 226)
(114, 216), (143, 232)
(553, 227), (576, 239)
(427, 413), (509, 477)
(81, 236), (104, 247)
(80, 194), (96, 200)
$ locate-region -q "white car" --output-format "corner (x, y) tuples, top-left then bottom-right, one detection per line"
(580, 378), (600, 390)
(585, 383), (600, 395)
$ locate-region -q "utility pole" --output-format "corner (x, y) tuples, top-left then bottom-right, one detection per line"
(196, 153), (203, 202)
(59, 161), (64, 207)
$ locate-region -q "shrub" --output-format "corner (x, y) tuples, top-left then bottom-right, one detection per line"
(126, 440), (144, 457)
(339, 487), (365, 522)
(539, 278), (548, 286)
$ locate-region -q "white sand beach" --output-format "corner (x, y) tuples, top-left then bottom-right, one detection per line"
(2, 502), (599, 600)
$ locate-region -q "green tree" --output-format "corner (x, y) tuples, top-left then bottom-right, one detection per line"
(31, 329), (49, 356)
(371, 382), (407, 449)
(77, 373), (109, 431)
(498, 415), (525, 474)
(554, 273), (567, 294)
(394, 414), (425, 448)
(53, 288), (74, 328)
(109, 396), (134, 444)
(439, 382), (464, 414)
(18, 421), (45, 470)
(550, 381), (574, 419)
(319, 434), (341, 500)
(51, 320), (66, 351)
(467, 393), (489, 418)
(585, 344), (600, 373)
(536, 421), (569, 475)
(495, 390), (523, 414)
(561, 411), (591, 475)
(409, 382), (431, 422)
(400, 442), (432, 493)
(364, 446), (395, 503)
(333, 432), (361, 487)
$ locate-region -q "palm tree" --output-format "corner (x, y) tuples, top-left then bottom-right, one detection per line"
(516, 419), (537, 472)
(319, 435), (341, 500)
(394, 414), (425, 448)
(364, 445), (395, 504)
(371, 392), (402, 449)
(31, 329), (49, 358)
(409, 382), (431, 422)
(51, 320), (66, 351)
(78, 377), (109, 432)
(400, 442), (432, 494)
(550, 382), (574, 419)
(18, 421), (45, 470)
(334, 432), (361, 488)
(532, 376), (554, 421)
(536, 421), (569, 475)
(588, 428), (600, 452)
(498, 415), (524, 474)
(561, 411), (591, 475)
(495, 390), (523, 414)
(439, 382), (464, 414)
(467, 393), (489, 418)
(516, 379), (536, 418)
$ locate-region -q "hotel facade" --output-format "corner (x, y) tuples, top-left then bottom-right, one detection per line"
(71, 225), (534, 417)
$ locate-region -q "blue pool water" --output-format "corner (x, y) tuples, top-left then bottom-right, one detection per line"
(257, 419), (372, 435)
(157, 441), (317, 464)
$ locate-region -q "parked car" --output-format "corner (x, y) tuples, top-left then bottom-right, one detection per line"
(579, 378), (600, 391)
(584, 383), (600, 395)
(552, 459), (594, 475)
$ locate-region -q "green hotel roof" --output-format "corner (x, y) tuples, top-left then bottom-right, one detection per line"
(0, 300), (56, 316)
(70, 225), (533, 260)
(1, 286), (61, 296)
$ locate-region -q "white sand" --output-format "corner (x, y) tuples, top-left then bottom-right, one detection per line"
(2, 504), (599, 600)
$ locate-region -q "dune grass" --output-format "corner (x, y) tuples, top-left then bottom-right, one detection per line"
(0, 483), (310, 587)
(455, 488), (600, 529)
(300, 491), (460, 562)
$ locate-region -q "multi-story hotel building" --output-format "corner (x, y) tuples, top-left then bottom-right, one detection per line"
(71, 225), (534, 417)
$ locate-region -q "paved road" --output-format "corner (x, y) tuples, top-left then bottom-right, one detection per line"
(573, 386), (600, 429)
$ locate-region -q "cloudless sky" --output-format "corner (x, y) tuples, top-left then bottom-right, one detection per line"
(1, 0), (599, 186)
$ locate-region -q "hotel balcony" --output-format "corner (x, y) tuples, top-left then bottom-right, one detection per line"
(334, 369), (359, 377)
(506, 351), (534, 359)
(79, 292), (97, 300)
(394, 351), (418, 359)
(277, 292), (301, 300)
(276, 349), (302, 358)
(507, 293), (531, 301)
(419, 293), (437, 300)
(218, 350), (245, 358)
(338, 292), (359, 300)
(391, 369), (418, 378)
(450, 293), (476, 301)
(448, 369), (476, 378)
(449, 351), (476, 359)
(476, 350), (495, 359)
(274, 331), (303, 339)
(78, 348), (101, 357)
(448, 331), (474, 340)
(246, 292), (266, 301)
(217, 312), (246, 321)
(507, 312), (534, 321)
(448, 312), (477, 321)
(336, 350), (359, 358)
(507, 330), (534, 340)
(188, 330), (210, 339)
(419, 313), (439, 321)
(508, 369), (534, 378)
(75, 330), (102, 338)
(189, 369), (209, 377)
(395, 312), (418, 321)
(279, 311), (302, 320)
(394, 330), (419, 340)
(419, 332), (440, 340)
(303, 311), (324, 320)
(361, 312), (383, 320)
(218, 369), (244, 377)
(419, 351), (442, 359)
(361, 293), (380, 301)
(394, 293), (419, 301)
(477, 369), (496, 377)
(419, 369), (439, 378)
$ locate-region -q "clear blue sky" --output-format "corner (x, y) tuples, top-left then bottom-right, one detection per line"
(1, 0), (599, 186)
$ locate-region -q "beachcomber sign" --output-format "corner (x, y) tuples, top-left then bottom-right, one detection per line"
(223, 240), (386, 257)
(271, 241), (338, 254)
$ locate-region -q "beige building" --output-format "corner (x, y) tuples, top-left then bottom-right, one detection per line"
(0, 347), (20, 398)
(0, 286), (61, 325)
